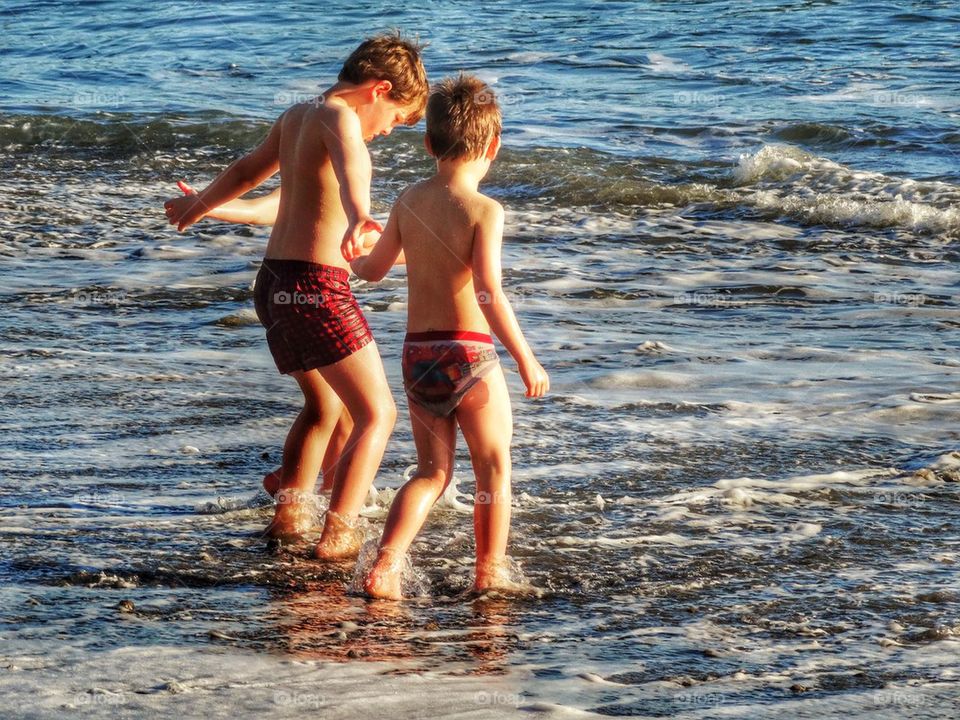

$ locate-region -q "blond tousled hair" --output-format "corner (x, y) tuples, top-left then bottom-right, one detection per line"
(426, 74), (502, 160)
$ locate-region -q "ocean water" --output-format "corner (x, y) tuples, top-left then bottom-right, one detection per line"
(2, 1), (959, 718)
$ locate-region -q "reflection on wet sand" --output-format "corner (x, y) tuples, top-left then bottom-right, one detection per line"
(249, 562), (522, 673)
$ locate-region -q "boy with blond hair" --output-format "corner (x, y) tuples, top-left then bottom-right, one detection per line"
(164, 34), (428, 558)
(350, 75), (549, 598)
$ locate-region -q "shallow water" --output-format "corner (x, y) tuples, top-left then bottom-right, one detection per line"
(2, 1), (960, 718)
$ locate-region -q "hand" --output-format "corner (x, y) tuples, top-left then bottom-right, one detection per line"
(519, 358), (549, 398)
(163, 180), (208, 231)
(341, 217), (383, 261)
(360, 228), (382, 253)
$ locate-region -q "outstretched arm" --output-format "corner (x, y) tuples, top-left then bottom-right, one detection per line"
(472, 203), (549, 398)
(165, 181), (281, 226)
(323, 107), (382, 261)
(164, 114), (283, 231)
(350, 201), (404, 281)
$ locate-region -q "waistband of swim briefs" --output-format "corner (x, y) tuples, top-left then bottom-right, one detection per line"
(260, 259), (348, 282)
(404, 330), (494, 345)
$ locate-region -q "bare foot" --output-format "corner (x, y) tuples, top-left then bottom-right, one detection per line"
(314, 511), (364, 560)
(474, 557), (525, 594)
(363, 547), (404, 600)
(262, 468), (282, 497)
(263, 488), (315, 540)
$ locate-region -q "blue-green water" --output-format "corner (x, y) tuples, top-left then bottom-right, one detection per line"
(1, 2), (959, 718)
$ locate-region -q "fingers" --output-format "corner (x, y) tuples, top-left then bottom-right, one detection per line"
(524, 370), (550, 398)
(164, 197), (183, 225)
(177, 180), (196, 195)
(340, 238), (363, 262)
(342, 220), (376, 261)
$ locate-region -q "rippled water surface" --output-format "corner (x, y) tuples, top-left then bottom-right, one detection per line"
(2, 1), (959, 717)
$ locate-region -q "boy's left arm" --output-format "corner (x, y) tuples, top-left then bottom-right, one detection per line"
(165, 114), (283, 231)
(472, 202), (549, 398)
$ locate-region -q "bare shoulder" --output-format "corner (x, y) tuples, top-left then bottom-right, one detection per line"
(394, 180), (430, 211)
(471, 192), (504, 227)
(297, 101), (360, 146)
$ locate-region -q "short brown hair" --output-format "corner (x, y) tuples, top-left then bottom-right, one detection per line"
(426, 74), (502, 161)
(339, 33), (429, 125)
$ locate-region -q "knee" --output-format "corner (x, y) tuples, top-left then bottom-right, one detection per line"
(412, 469), (451, 499)
(301, 404), (339, 431)
(470, 448), (511, 479)
(355, 396), (397, 431)
(416, 463), (452, 486)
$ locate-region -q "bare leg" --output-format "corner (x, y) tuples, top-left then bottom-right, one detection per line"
(456, 367), (514, 591)
(264, 405), (352, 496)
(313, 342), (397, 560)
(365, 403), (457, 599)
(262, 468), (282, 497)
(320, 408), (353, 493)
(264, 370), (342, 539)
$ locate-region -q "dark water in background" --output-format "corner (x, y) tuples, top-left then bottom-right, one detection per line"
(1, 1), (959, 717)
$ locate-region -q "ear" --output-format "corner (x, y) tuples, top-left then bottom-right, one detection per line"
(485, 134), (501, 161)
(424, 134), (435, 157)
(373, 80), (393, 99)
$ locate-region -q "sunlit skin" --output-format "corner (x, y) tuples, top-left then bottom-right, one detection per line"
(351, 130), (549, 599)
(163, 79), (418, 555)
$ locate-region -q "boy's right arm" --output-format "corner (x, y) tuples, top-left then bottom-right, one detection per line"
(350, 201), (404, 281)
(164, 113), (284, 231)
(322, 107), (382, 261)
(472, 203), (549, 398)
(165, 182), (281, 226)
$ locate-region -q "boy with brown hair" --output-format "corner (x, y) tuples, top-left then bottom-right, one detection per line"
(164, 33), (428, 559)
(350, 74), (549, 598)
(165, 185), (382, 500)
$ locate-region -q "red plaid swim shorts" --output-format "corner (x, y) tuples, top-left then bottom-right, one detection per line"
(253, 259), (373, 374)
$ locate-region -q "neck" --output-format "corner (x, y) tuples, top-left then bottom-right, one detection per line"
(434, 159), (487, 190)
(321, 81), (367, 110)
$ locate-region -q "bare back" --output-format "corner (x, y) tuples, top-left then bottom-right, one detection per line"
(266, 101), (368, 268)
(397, 178), (495, 333)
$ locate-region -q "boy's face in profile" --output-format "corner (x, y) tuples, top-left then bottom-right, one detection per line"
(358, 94), (416, 142)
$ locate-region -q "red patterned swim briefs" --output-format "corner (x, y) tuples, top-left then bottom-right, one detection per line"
(402, 330), (500, 417)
